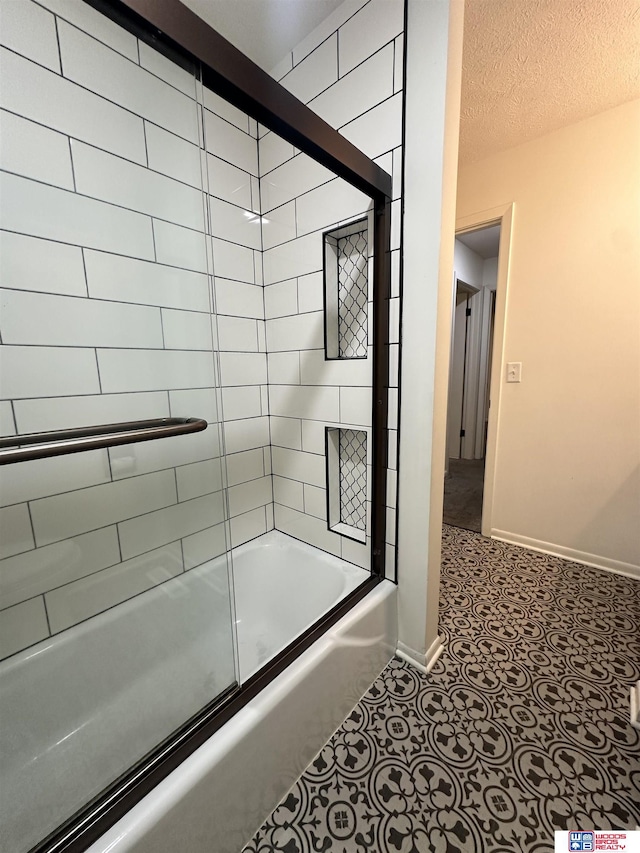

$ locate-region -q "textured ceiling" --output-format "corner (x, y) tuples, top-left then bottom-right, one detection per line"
(460, 0), (640, 164)
(182, 0), (639, 162)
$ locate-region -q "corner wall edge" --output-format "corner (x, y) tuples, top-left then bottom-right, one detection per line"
(396, 635), (444, 675)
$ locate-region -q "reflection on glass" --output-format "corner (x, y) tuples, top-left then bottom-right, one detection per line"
(0, 21), (237, 851)
(0, 2), (381, 850)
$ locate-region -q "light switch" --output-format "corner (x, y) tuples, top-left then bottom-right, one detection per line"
(506, 362), (522, 383)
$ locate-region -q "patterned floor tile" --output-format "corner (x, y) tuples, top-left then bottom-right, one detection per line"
(243, 525), (640, 853)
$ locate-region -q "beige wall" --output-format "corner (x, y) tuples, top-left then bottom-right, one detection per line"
(456, 99), (640, 573)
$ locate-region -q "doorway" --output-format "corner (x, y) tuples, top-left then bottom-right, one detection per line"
(443, 223), (500, 533)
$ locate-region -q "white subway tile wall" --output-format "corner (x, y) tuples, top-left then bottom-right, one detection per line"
(0, 1), (62, 72)
(263, 0), (403, 573)
(308, 44), (394, 132)
(0, 402), (15, 437)
(262, 163), (372, 566)
(0, 0), (403, 657)
(278, 36), (338, 104)
(0, 0), (270, 659)
(200, 84), (273, 552)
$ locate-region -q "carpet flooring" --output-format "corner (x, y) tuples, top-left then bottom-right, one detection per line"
(242, 525), (640, 853)
(443, 459), (485, 533)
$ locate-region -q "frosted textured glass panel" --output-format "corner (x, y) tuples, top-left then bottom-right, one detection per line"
(324, 218), (370, 361)
(326, 427), (367, 544)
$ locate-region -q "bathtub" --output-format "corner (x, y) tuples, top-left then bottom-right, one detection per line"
(233, 530), (371, 680)
(0, 530), (397, 853)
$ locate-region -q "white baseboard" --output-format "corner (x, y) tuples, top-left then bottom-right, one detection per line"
(396, 635), (444, 675)
(491, 529), (640, 580)
(631, 682), (640, 731)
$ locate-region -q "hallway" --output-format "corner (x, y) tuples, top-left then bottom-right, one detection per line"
(244, 526), (640, 852)
(443, 459), (485, 533)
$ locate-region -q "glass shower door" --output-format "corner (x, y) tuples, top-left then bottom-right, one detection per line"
(0, 6), (237, 850)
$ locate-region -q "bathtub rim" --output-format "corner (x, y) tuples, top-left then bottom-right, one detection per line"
(86, 579), (397, 853)
(35, 569), (382, 853)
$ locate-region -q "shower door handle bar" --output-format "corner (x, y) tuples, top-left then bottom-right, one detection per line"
(0, 417), (208, 465)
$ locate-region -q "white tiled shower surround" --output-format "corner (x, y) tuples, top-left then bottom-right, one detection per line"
(0, 0), (270, 659)
(263, 0), (403, 578)
(262, 165), (373, 567)
(0, 0), (403, 661)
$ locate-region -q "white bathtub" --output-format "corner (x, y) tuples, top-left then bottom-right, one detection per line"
(0, 531), (397, 853)
(233, 531), (370, 680)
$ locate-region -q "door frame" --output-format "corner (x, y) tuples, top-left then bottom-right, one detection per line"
(455, 202), (514, 538)
(447, 278), (480, 463)
(474, 286), (496, 460)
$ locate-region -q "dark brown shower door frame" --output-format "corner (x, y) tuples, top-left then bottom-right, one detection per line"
(33, 1), (392, 850)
